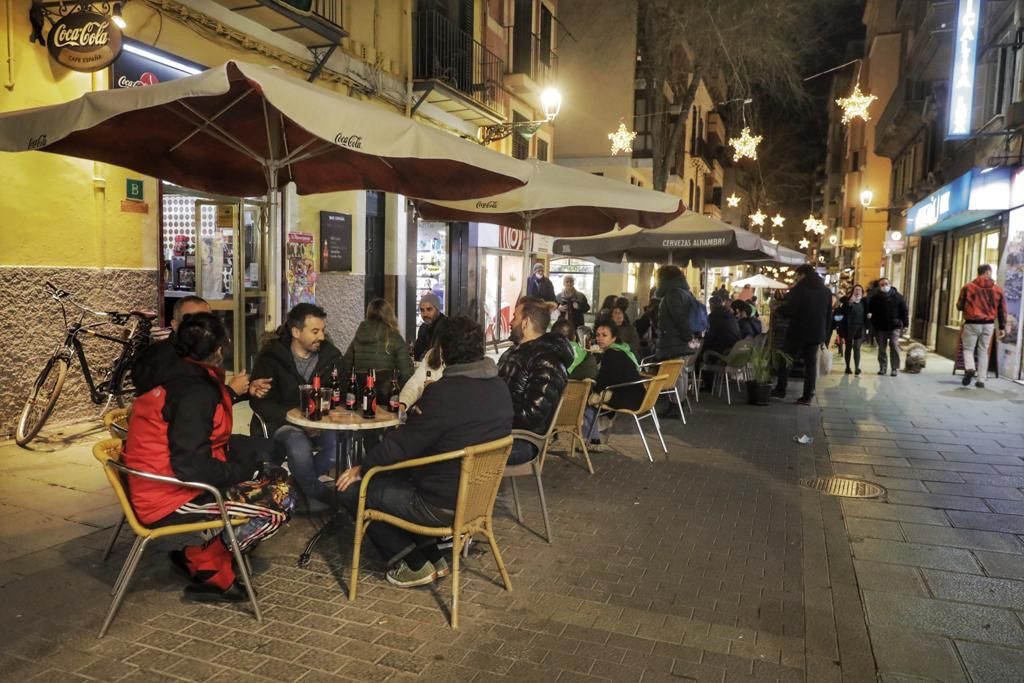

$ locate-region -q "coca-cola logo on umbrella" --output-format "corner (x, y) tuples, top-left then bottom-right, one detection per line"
(47, 10), (123, 73)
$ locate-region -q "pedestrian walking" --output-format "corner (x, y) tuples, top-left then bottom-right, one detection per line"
(956, 264), (1007, 388)
(836, 284), (868, 375)
(526, 262), (556, 303)
(866, 277), (908, 376)
(771, 264), (832, 405)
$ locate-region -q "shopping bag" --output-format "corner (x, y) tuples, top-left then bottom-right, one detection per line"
(817, 344), (833, 376)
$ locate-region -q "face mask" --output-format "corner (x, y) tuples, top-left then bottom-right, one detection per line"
(851, 293), (862, 303)
(880, 286), (892, 294)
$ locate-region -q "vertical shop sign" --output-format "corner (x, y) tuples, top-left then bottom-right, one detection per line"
(286, 232), (317, 309)
(319, 211), (352, 272)
(947, 0), (982, 138)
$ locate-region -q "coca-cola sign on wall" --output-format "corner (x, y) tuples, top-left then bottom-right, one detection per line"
(47, 10), (123, 73)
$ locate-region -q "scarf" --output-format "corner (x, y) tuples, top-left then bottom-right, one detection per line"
(567, 342), (587, 374)
(608, 342), (639, 368)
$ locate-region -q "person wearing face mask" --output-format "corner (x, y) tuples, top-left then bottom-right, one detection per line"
(526, 262), (557, 303)
(836, 284), (868, 375)
(867, 277), (909, 376)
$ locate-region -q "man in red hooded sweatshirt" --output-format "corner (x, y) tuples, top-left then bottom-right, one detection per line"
(957, 264), (1007, 389)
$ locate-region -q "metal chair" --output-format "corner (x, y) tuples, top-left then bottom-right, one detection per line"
(349, 436), (514, 628)
(596, 374), (670, 462)
(639, 359), (687, 423)
(549, 379), (596, 474)
(504, 393), (565, 544)
(92, 438), (260, 638)
(699, 339), (754, 405)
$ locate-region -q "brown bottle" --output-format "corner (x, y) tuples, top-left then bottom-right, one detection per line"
(309, 376), (322, 421)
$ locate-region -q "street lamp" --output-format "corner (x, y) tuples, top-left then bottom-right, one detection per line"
(480, 87), (562, 144)
(859, 189), (873, 208)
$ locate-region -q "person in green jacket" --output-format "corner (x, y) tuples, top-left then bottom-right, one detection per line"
(552, 319), (597, 381)
(340, 298), (415, 397)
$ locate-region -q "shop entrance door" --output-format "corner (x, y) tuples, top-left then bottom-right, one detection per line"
(190, 200), (269, 374)
(480, 251), (524, 347)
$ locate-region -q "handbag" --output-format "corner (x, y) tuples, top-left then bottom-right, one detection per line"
(817, 344), (833, 376)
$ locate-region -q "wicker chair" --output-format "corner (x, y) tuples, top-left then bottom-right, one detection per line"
(596, 374), (670, 462)
(639, 359), (687, 423)
(102, 408), (130, 439)
(700, 339), (754, 405)
(92, 438), (259, 638)
(504, 394), (565, 544)
(348, 435), (514, 628)
(549, 379), (596, 474)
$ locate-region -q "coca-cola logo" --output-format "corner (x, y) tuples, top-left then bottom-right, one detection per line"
(47, 11), (123, 73)
(27, 134), (48, 150)
(334, 133), (363, 149)
(117, 72), (160, 88)
(475, 200), (499, 209)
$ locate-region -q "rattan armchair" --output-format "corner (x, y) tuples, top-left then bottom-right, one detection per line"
(349, 436), (514, 628)
(102, 408), (130, 439)
(549, 379), (596, 474)
(639, 359), (687, 424)
(596, 374), (670, 462)
(92, 438), (259, 638)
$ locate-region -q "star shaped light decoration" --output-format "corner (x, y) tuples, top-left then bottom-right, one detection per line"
(769, 235), (779, 245)
(608, 123), (638, 156)
(771, 213), (786, 228)
(798, 237), (811, 250)
(726, 193), (741, 208)
(836, 84), (878, 125)
(803, 214), (820, 233)
(729, 126), (762, 161)
(749, 210), (766, 227)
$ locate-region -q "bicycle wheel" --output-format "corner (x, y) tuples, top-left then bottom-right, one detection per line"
(15, 356), (69, 447)
(108, 360), (136, 409)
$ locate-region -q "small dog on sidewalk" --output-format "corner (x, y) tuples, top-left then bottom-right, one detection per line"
(903, 343), (928, 373)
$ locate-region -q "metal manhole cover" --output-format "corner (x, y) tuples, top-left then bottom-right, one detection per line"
(800, 477), (886, 498)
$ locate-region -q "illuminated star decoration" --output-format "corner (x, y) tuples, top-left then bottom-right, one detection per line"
(729, 126), (762, 161)
(608, 123), (638, 156)
(771, 213), (786, 228)
(803, 214), (827, 235)
(749, 210), (766, 227)
(798, 237), (811, 250)
(836, 84), (878, 124)
(726, 193), (741, 208)
(769, 236), (779, 245)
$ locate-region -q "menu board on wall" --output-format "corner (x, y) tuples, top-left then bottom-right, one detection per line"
(320, 211), (352, 272)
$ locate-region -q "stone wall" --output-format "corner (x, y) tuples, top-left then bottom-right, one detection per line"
(316, 272), (366, 353)
(0, 267), (158, 438)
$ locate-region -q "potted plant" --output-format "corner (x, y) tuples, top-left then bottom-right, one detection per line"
(736, 345), (792, 406)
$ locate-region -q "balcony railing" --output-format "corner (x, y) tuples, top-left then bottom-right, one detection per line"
(413, 10), (506, 114)
(506, 28), (558, 85)
(305, 0), (342, 27)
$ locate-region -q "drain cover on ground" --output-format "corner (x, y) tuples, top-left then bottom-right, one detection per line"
(800, 477), (886, 498)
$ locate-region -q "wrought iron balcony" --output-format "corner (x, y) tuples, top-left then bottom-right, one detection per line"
(412, 9), (506, 121)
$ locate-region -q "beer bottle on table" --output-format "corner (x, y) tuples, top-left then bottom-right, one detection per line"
(310, 376), (322, 421)
(388, 370), (401, 413)
(345, 371), (357, 411)
(319, 372), (332, 416)
(329, 365), (342, 410)
(362, 370), (376, 418)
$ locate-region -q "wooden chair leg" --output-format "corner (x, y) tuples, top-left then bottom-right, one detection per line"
(349, 520), (366, 601)
(533, 463), (552, 544)
(485, 525), (513, 591)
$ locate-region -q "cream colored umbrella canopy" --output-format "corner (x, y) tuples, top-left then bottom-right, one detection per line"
(731, 274), (790, 289)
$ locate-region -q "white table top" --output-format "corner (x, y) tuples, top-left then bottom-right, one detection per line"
(286, 408), (400, 431)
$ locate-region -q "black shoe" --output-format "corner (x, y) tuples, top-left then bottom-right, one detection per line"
(976, 380), (985, 389)
(962, 370), (974, 386)
(844, 367), (852, 375)
(877, 368), (887, 375)
(770, 389), (786, 399)
(796, 395), (813, 405)
(855, 368), (862, 375)
(168, 550), (201, 584)
(184, 581), (252, 603)
(890, 369), (898, 377)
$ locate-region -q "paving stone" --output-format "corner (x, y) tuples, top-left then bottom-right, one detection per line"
(899, 523), (1024, 553)
(975, 550), (1024, 580)
(840, 500), (950, 526)
(862, 590), (1024, 646)
(985, 499), (1024, 516)
(885, 491), (992, 512)
(948, 511), (1024, 534)
(851, 560), (928, 597)
(924, 482), (1024, 500)
(956, 640), (1024, 683)
(922, 569), (1024, 609)
(867, 625), (966, 682)
(850, 539), (981, 573)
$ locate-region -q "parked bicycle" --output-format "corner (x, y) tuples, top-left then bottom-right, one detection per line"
(15, 282), (156, 447)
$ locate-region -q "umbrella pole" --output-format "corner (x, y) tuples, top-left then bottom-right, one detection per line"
(267, 166), (283, 327)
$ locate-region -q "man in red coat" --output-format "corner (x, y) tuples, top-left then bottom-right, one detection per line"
(957, 264), (1008, 388)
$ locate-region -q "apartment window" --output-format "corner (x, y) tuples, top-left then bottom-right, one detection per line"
(848, 207), (856, 228)
(690, 107), (698, 153)
(512, 112), (529, 159)
(632, 92), (653, 157)
(850, 150), (860, 172)
(695, 186), (702, 211)
(540, 5), (553, 67)
(688, 179), (695, 209)
(711, 186), (722, 207)
(536, 137), (549, 161)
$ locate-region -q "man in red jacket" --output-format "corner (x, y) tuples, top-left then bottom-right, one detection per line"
(124, 313), (294, 601)
(957, 264), (1007, 389)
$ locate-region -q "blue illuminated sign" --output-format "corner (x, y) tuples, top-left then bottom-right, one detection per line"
(948, 0), (982, 138)
(907, 166), (1011, 235)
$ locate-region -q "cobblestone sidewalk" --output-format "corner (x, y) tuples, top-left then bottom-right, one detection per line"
(0, 376), (875, 682)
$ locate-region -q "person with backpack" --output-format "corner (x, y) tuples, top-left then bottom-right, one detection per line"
(655, 265), (701, 417)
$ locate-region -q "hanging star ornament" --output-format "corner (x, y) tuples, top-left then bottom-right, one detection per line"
(749, 210), (766, 227)
(771, 213), (786, 228)
(803, 214), (826, 234)
(799, 237), (811, 250)
(729, 126), (762, 161)
(608, 123), (637, 156)
(836, 84), (878, 124)
(769, 236), (779, 245)
(726, 193), (741, 208)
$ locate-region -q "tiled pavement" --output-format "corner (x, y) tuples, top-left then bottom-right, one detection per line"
(0, 352), (1020, 681)
(818, 354), (1024, 682)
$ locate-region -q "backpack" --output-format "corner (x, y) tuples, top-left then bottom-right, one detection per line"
(688, 296), (709, 334)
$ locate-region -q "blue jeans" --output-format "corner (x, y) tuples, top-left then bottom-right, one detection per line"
(508, 439), (538, 466)
(582, 406), (599, 441)
(273, 426), (338, 503)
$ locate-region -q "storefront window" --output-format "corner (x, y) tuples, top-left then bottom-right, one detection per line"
(550, 258), (597, 313)
(948, 229), (1000, 326)
(480, 252), (525, 345)
(416, 222), (447, 335)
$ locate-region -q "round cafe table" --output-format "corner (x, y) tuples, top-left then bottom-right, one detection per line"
(286, 408), (400, 567)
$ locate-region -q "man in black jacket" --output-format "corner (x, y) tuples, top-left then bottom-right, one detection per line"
(655, 266), (697, 360)
(335, 317), (513, 588)
(526, 262), (557, 302)
(771, 265), (833, 404)
(251, 303), (343, 510)
(498, 296), (573, 465)
(412, 293), (446, 361)
(867, 276), (909, 376)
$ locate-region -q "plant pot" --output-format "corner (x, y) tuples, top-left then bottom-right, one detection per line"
(746, 380), (772, 406)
